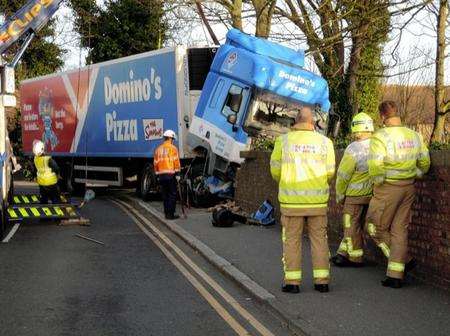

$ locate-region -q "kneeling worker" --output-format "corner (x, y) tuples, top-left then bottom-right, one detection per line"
(154, 130), (181, 220)
(331, 113), (374, 267)
(33, 140), (61, 204)
(270, 106), (335, 294)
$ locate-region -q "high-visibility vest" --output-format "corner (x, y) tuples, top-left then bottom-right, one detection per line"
(270, 128), (335, 208)
(368, 126), (430, 184)
(335, 139), (373, 202)
(154, 140), (181, 175)
(34, 156), (58, 186)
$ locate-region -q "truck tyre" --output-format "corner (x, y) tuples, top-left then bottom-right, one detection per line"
(139, 163), (158, 201)
(67, 164), (85, 197)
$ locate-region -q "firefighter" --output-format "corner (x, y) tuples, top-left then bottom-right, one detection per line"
(270, 106), (335, 294)
(33, 140), (61, 204)
(154, 130), (181, 220)
(331, 113), (374, 267)
(367, 101), (430, 288)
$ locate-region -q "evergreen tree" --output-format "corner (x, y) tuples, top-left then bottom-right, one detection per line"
(70, 0), (167, 64)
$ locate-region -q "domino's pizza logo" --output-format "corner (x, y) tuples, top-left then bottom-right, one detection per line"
(225, 52), (238, 70)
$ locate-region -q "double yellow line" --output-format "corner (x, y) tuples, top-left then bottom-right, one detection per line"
(112, 199), (276, 336)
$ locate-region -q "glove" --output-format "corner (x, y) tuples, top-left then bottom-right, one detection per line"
(175, 175), (181, 182)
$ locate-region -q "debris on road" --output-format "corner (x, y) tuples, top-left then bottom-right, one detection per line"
(75, 233), (105, 245)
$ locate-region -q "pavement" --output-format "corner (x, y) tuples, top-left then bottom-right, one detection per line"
(0, 183), (290, 336)
(134, 198), (450, 336)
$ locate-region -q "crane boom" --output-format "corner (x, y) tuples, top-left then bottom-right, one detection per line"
(0, 0), (63, 56)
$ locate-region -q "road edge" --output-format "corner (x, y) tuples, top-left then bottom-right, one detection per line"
(125, 196), (324, 336)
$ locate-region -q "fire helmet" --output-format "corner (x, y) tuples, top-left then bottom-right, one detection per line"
(351, 113), (374, 133)
(32, 140), (45, 156)
(163, 129), (176, 139)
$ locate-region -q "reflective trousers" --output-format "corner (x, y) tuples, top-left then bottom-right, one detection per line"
(281, 208), (330, 285)
(337, 198), (370, 263)
(366, 180), (415, 279)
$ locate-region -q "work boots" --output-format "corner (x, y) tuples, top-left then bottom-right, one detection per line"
(381, 277), (402, 288)
(281, 284), (300, 294)
(314, 284), (329, 293)
(331, 254), (363, 268)
(165, 213), (180, 220)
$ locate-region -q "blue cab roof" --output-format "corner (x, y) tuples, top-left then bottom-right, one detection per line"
(211, 29), (330, 112)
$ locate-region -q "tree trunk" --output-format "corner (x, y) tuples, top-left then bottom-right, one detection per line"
(253, 0), (275, 38)
(431, 0), (449, 143)
(230, 0), (243, 30)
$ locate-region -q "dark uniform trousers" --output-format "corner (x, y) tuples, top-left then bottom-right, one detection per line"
(159, 174), (177, 216)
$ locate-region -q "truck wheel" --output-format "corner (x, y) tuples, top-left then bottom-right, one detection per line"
(139, 164), (158, 201)
(67, 172), (85, 197)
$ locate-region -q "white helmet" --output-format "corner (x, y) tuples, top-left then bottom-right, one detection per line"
(33, 140), (45, 156)
(163, 129), (176, 139)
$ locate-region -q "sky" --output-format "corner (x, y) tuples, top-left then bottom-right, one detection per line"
(49, 2), (450, 86)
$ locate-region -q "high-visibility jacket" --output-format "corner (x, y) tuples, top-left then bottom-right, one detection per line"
(270, 126), (335, 208)
(154, 140), (181, 175)
(335, 138), (373, 202)
(34, 156), (58, 186)
(368, 126), (430, 184)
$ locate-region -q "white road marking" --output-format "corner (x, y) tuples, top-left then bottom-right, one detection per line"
(2, 223), (20, 243)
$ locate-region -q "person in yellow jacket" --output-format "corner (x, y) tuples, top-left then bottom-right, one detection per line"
(270, 106), (335, 294)
(331, 113), (374, 267)
(33, 140), (61, 204)
(367, 101), (430, 288)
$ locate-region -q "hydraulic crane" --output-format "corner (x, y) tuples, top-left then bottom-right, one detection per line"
(0, 0), (65, 238)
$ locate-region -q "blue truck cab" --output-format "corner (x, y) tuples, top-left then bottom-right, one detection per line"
(188, 29), (331, 175)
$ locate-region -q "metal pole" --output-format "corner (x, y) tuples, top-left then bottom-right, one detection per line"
(10, 32), (35, 68)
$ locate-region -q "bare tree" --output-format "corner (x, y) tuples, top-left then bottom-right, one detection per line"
(431, 0), (450, 143)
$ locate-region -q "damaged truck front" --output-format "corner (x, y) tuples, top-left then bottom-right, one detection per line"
(186, 29), (331, 205)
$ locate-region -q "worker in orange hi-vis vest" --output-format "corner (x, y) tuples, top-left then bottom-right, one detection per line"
(154, 130), (181, 220)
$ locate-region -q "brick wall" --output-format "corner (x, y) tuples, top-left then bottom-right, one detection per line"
(235, 150), (450, 290)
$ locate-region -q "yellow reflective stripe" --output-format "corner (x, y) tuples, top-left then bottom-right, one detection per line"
(270, 160), (281, 168)
(313, 269), (330, 279)
(379, 242), (390, 258)
(282, 227), (286, 243)
(30, 207), (40, 217)
(343, 213), (351, 229)
(8, 208), (18, 218)
(338, 240), (347, 252)
(285, 270), (302, 280)
(22, 196), (30, 204)
(388, 261), (405, 272)
(42, 207), (52, 216)
(349, 249), (364, 258)
(54, 207), (64, 216)
(18, 208), (29, 217)
(66, 207), (77, 217)
(346, 237), (354, 251)
(279, 188), (329, 196)
(13, 196), (20, 204)
(31, 195), (39, 202)
(367, 223), (376, 236)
